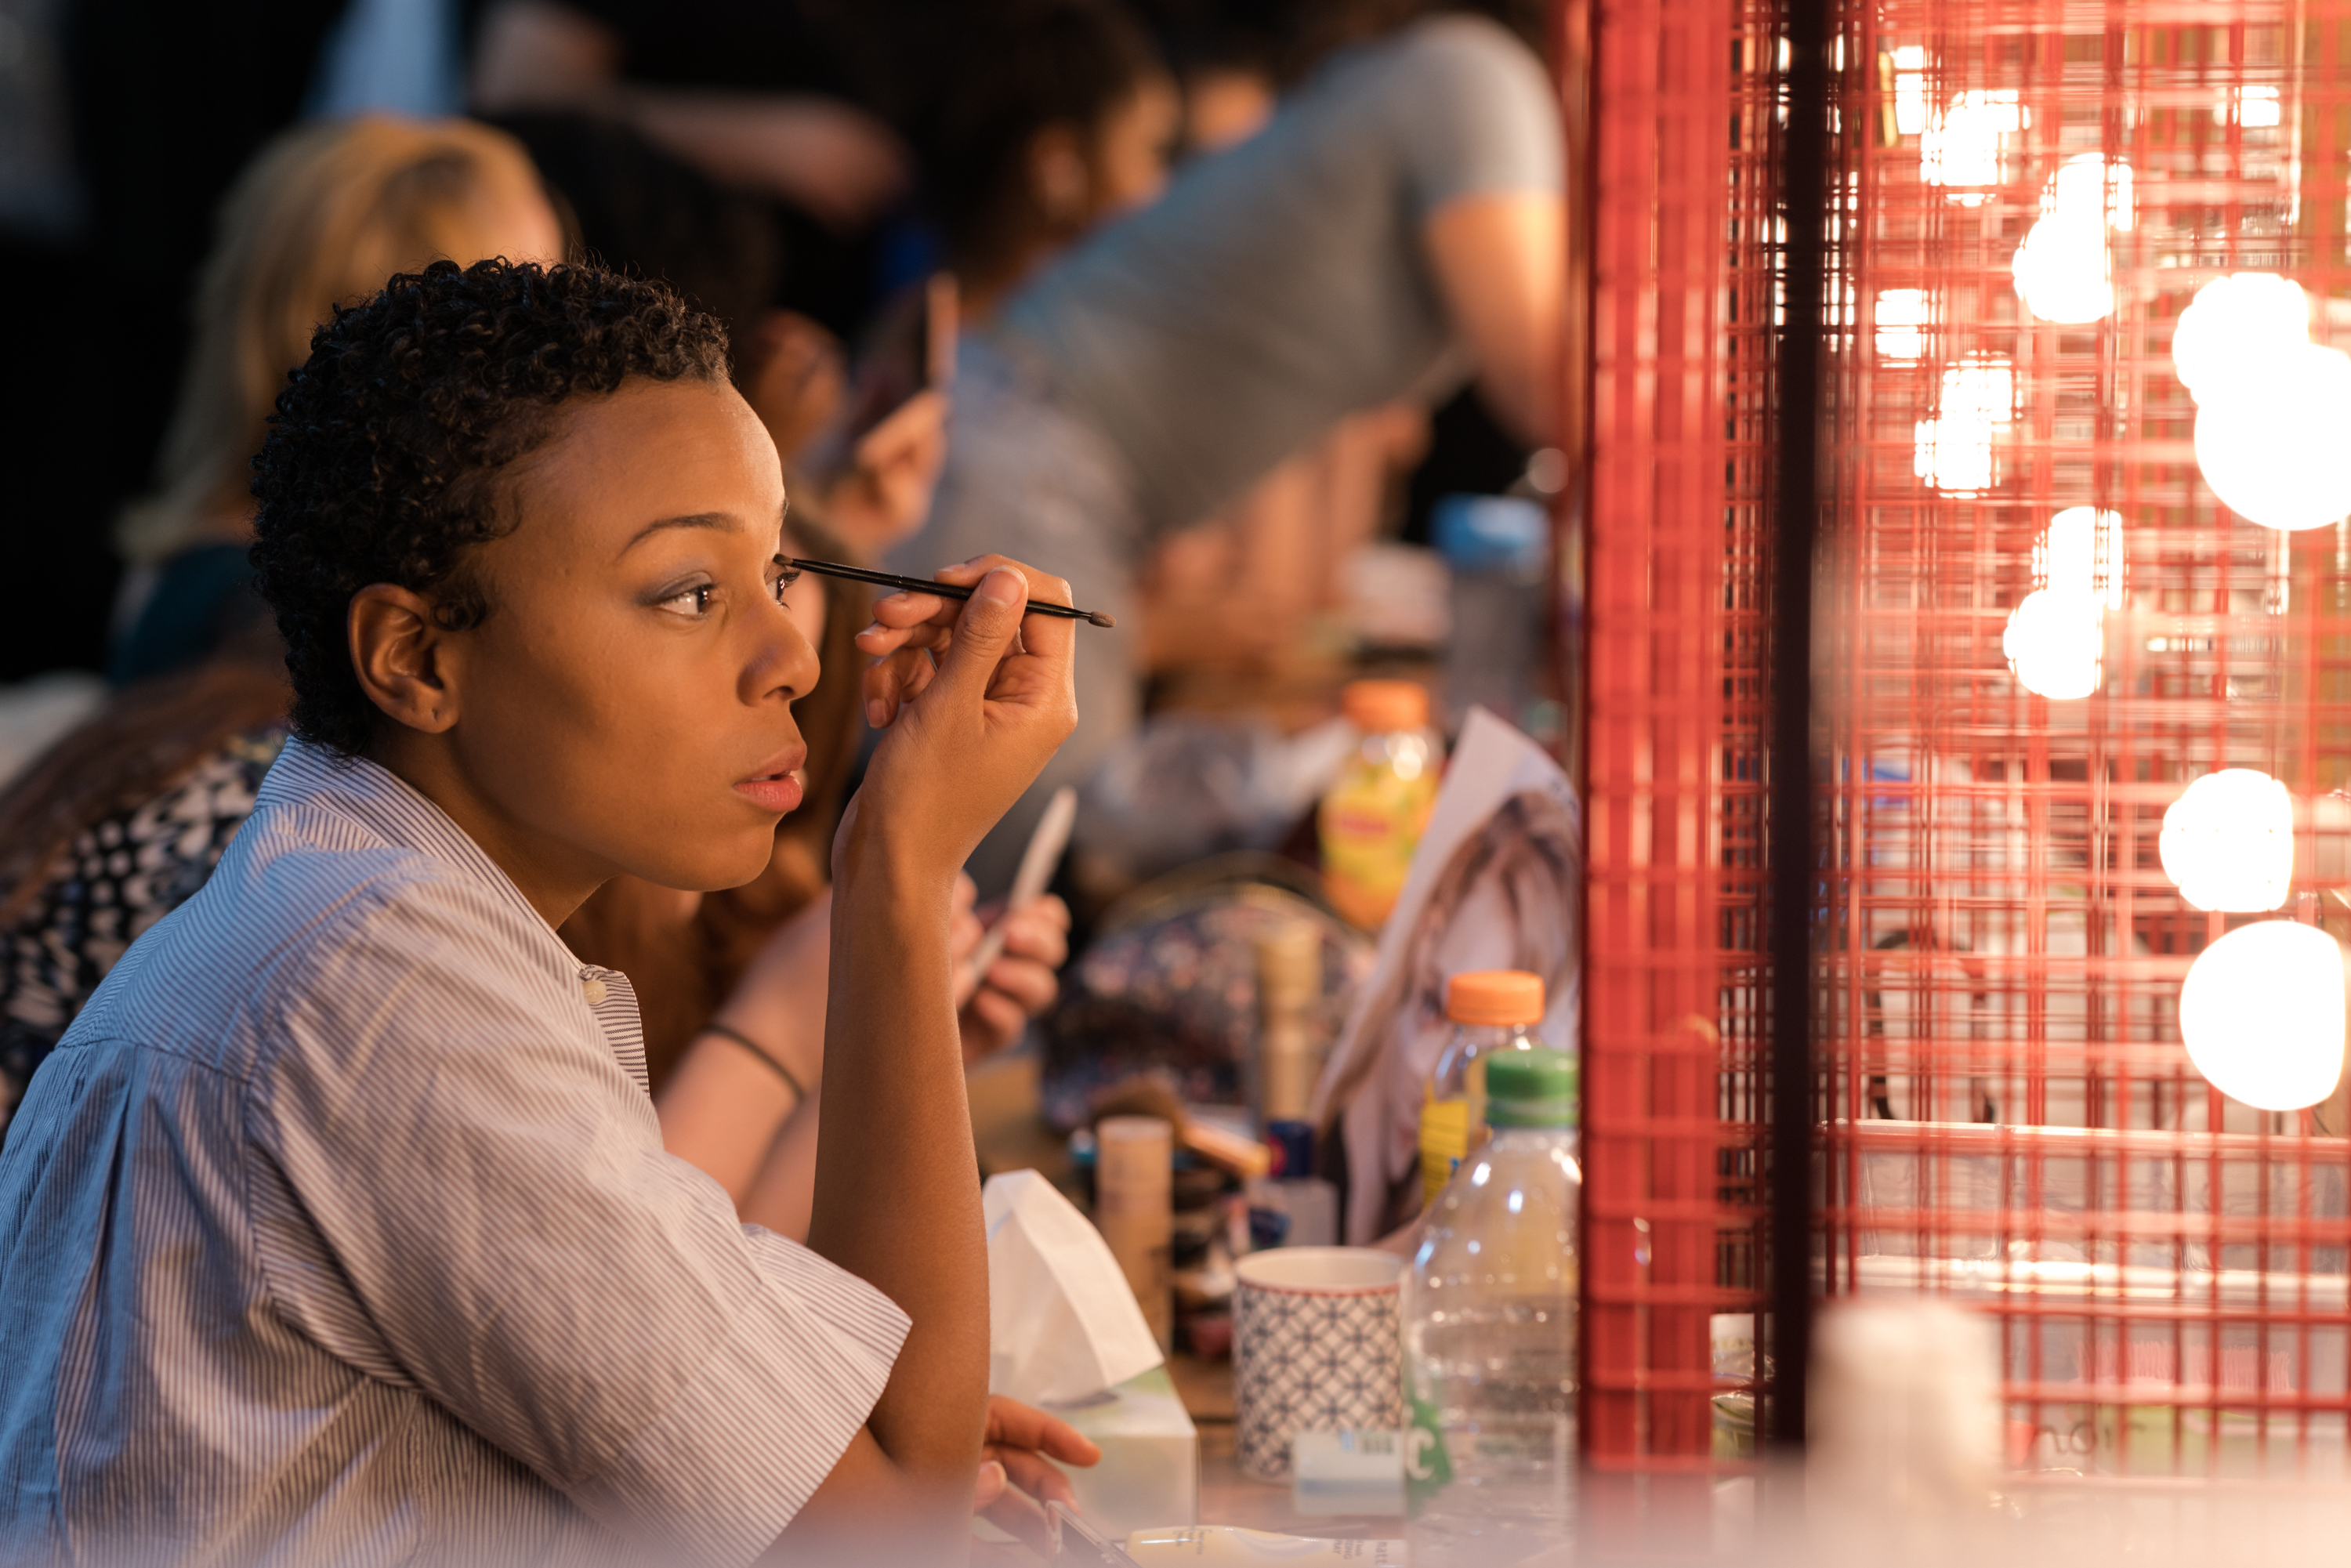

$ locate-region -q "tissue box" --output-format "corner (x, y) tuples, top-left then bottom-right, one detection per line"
(1046, 1365), (1198, 1537)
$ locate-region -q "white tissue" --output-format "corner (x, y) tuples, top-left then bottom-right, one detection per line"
(984, 1169), (1165, 1405)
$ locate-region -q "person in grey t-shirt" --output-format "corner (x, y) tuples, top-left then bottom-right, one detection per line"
(893, 12), (1566, 894)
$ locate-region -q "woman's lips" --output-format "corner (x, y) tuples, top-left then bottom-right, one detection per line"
(734, 767), (806, 815)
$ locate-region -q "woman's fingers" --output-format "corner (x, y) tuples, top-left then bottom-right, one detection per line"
(972, 1458), (1008, 1510)
(994, 898), (1071, 970)
(990, 1444), (1081, 1508)
(979, 955), (1059, 1019)
(984, 1396), (1103, 1465)
(851, 552), (1081, 871)
(860, 643), (937, 728)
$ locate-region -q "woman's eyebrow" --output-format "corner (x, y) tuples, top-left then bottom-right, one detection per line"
(621, 512), (741, 553)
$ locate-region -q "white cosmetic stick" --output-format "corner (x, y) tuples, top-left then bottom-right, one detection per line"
(963, 784), (1077, 992)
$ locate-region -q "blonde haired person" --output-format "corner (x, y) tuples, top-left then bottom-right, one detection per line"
(112, 115), (563, 682)
(0, 117), (560, 1122)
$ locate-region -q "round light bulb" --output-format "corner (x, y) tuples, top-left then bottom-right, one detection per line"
(2179, 920), (2346, 1112)
(2012, 216), (2113, 324)
(2172, 273), (2311, 405)
(2193, 341), (2351, 531)
(2002, 588), (2103, 700)
(2159, 769), (2295, 912)
(2012, 159), (2128, 324)
(2038, 506), (2125, 608)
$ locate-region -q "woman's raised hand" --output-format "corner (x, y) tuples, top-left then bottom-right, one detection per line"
(843, 556), (1078, 880)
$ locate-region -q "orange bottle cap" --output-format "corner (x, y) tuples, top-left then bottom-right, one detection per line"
(1444, 969), (1545, 1027)
(1341, 679), (1429, 734)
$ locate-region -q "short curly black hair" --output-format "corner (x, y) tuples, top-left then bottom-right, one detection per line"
(251, 257), (731, 755)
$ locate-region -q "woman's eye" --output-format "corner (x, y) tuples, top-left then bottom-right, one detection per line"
(770, 567), (802, 605)
(657, 583), (715, 617)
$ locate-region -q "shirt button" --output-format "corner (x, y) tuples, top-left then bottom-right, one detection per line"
(581, 976), (609, 1006)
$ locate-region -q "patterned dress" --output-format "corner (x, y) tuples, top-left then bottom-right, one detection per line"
(0, 729), (285, 1131)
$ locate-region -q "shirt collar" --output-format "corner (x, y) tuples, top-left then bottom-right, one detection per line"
(258, 737), (650, 1092)
(257, 735), (558, 940)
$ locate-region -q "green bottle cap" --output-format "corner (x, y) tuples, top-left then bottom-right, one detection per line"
(1485, 1048), (1578, 1128)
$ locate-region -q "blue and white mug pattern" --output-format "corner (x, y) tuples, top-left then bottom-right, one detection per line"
(1232, 1247), (1407, 1482)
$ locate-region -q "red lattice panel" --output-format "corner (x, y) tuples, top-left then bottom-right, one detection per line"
(1575, 0), (1777, 1494)
(1814, 0), (2351, 1480)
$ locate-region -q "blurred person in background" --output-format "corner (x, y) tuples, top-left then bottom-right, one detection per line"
(113, 116), (563, 684)
(468, 0), (909, 337)
(0, 114), (563, 1125)
(1126, 0), (1431, 700)
(898, 0), (1178, 323)
(1133, 0), (1280, 154)
(491, 110), (948, 560)
(897, 0), (1567, 896)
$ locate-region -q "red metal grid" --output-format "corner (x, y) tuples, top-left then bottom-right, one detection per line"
(1813, 0), (2351, 1481)
(1576, 0), (1775, 1485)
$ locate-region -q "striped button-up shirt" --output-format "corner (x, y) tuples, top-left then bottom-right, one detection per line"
(0, 739), (908, 1565)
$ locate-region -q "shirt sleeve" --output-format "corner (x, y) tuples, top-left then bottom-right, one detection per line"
(241, 871), (907, 1565)
(1383, 16), (1566, 215)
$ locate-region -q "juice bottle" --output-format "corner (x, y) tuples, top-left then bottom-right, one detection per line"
(1317, 679), (1440, 929)
(1418, 970), (1548, 1209)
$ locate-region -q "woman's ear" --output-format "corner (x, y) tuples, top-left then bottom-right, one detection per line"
(349, 584), (462, 735)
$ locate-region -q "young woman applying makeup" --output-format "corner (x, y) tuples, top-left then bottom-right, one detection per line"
(0, 259), (1080, 1562)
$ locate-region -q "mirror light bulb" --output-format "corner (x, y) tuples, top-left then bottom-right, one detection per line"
(2036, 506), (2125, 608)
(2002, 588), (2103, 700)
(2193, 341), (2351, 531)
(1914, 357), (2014, 494)
(2160, 769), (2295, 912)
(1920, 89), (2024, 197)
(2179, 920), (2346, 1112)
(2172, 273), (2310, 405)
(1875, 288), (1929, 361)
(2012, 157), (2132, 325)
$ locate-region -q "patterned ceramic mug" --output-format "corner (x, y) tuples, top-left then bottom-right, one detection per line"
(1232, 1246), (1407, 1482)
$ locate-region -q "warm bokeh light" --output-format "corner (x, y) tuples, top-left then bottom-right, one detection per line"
(2216, 85), (2282, 128)
(2171, 272), (2310, 404)
(1890, 46), (1929, 136)
(2179, 920), (2346, 1112)
(2011, 157), (2132, 325)
(2001, 588), (2103, 700)
(1913, 356), (2013, 492)
(2193, 340), (2351, 531)
(2159, 769), (2295, 912)
(1875, 288), (1929, 361)
(1920, 89), (2025, 200)
(2012, 215), (2110, 324)
(2036, 506), (2124, 609)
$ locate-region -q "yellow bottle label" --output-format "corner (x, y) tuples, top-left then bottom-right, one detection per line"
(1320, 759), (1440, 929)
(1419, 1095), (1471, 1208)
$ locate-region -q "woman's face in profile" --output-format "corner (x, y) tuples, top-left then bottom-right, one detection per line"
(427, 375), (825, 895)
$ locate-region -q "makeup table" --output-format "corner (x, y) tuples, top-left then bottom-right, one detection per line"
(1167, 1354), (1404, 1541)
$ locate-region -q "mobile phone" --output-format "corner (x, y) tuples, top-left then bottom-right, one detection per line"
(842, 272), (958, 442)
(1047, 1502), (1143, 1566)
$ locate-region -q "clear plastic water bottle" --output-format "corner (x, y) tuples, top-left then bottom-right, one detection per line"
(1401, 1048), (1580, 1567)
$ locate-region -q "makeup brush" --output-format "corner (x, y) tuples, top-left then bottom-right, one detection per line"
(781, 556), (1117, 628)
